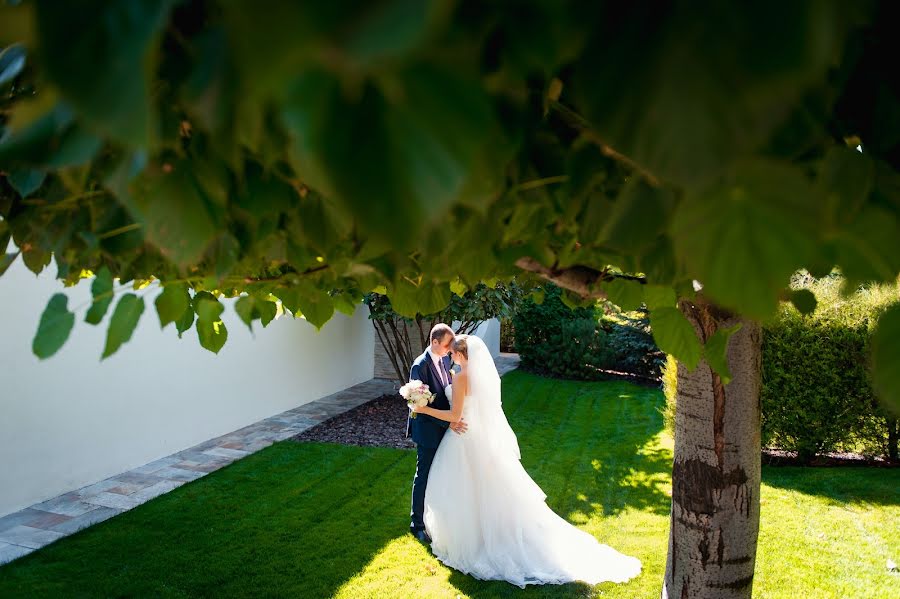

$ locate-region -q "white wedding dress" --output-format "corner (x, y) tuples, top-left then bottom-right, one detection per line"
(423, 336), (642, 588)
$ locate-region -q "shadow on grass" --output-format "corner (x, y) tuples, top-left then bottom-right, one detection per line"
(0, 442), (418, 598)
(504, 372), (673, 523)
(761, 465), (900, 507)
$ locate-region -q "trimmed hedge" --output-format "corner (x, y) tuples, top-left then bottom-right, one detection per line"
(662, 274), (899, 461)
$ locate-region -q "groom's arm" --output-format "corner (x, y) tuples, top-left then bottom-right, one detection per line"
(409, 361), (450, 430)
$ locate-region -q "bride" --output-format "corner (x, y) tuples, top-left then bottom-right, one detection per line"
(412, 334), (642, 588)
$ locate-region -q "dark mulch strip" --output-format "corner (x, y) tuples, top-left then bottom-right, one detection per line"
(290, 393), (415, 450)
(763, 448), (899, 468)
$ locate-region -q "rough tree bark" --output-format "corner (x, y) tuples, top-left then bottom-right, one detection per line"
(662, 297), (762, 599)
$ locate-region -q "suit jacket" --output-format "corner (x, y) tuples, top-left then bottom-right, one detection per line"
(407, 350), (453, 448)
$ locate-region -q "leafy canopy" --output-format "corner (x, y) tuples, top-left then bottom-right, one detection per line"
(1, 1), (899, 411)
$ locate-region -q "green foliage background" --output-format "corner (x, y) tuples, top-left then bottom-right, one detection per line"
(663, 274), (900, 459)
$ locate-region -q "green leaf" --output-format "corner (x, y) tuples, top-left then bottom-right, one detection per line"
(789, 289), (817, 315)
(828, 205), (900, 286)
(604, 278), (644, 311)
(818, 145), (874, 228)
(7, 168), (45, 198)
(235, 294), (278, 332)
(34, 0), (173, 147)
(32, 293), (75, 359)
(670, 161), (819, 319)
(84, 266), (113, 324)
(650, 307), (702, 371)
(389, 279), (452, 319)
(175, 302), (195, 339)
(0, 100), (74, 170)
(0, 252), (18, 276)
(704, 323), (743, 385)
(450, 278), (468, 296)
(597, 178), (675, 254)
(21, 247), (51, 274)
(102, 293), (144, 359)
(331, 292), (360, 317)
(283, 64), (491, 246)
(194, 291), (227, 353)
(293, 286), (334, 330)
(575, 2), (854, 186)
(345, 0), (449, 67)
(871, 304), (900, 415)
(643, 285), (677, 310)
(0, 43), (26, 87)
(155, 283), (191, 329)
(114, 159), (218, 268)
(530, 289), (546, 305)
(234, 296), (255, 331)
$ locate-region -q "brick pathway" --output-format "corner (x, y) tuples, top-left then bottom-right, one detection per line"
(0, 354), (519, 566)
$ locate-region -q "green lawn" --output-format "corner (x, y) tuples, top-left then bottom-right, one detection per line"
(1, 371), (898, 598)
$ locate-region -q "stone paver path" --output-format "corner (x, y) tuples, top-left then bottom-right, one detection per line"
(0, 353), (519, 567)
(0, 377), (395, 566)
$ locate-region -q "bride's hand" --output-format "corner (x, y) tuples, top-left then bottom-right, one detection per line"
(412, 404), (427, 414)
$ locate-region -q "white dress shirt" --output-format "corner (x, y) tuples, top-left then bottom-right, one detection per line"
(427, 348), (449, 387)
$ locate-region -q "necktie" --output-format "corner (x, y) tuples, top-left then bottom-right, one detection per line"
(436, 357), (447, 386)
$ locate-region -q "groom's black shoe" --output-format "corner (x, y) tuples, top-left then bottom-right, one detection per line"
(411, 528), (432, 544)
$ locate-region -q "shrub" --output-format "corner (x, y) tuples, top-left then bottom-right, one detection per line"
(500, 318), (516, 352)
(761, 274), (899, 461)
(660, 273), (900, 461)
(599, 307), (666, 379)
(515, 284), (665, 381)
(513, 284), (603, 379)
(662, 354), (678, 437)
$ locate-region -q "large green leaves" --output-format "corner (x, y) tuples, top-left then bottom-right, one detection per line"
(389, 279), (451, 319)
(102, 293), (144, 359)
(871, 304), (900, 415)
(574, 1), (858, 186)
(7, 169), (45, 198)
(650, 307), (702, 371)
(235, 294), (277, 332)
(84, 266), (113, 324)
(112, 159), (219, 268)
(593, 179), (676, 255)
(602, 278), (644, 312)
(282, 65), (492, 245)
(670, 162), (820, 319)
(32, 293), (75, 359)
(34, 0), (173, 147)
(193, 291), (227, 353)
(154, 283), (191, 329)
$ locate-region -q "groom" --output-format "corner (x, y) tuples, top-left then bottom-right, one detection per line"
(408, 323), (467, 543)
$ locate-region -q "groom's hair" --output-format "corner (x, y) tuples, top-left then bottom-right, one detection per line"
(430, 323), (454, 343)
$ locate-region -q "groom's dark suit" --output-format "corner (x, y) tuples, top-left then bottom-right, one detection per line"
(408, 349), (453, 534)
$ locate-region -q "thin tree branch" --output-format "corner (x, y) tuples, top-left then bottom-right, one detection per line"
(549, 100), (662, 188)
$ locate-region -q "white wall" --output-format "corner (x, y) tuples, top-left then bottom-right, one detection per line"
(472, 318), (501, 358)
(0, 252), (374, 518)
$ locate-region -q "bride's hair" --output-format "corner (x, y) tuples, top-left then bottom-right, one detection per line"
(451, 335), (469, 359)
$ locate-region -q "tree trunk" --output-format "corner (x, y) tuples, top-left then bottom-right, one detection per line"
(662, 298), (762, 599)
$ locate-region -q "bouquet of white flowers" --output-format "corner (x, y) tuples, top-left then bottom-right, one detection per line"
(399, 379), (435, 418)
